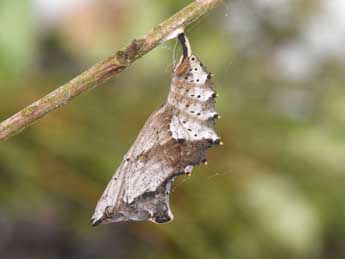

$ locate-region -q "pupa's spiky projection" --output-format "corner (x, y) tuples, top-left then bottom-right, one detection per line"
(91, 33), (221, 226)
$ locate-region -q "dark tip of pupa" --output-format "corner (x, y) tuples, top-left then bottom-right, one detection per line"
(153, 213), (173, 224)
(91, 217), (102, 227)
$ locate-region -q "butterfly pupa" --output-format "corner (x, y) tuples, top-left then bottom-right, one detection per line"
(91, 33), (220, 226)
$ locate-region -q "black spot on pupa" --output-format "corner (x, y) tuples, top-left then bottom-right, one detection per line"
(188, 128), (192, 132)
(194, 68), (198, 71)
(185, 104), (189, 108)
(183, 121), (187, 124)
(191, 57), (195, 61)
(114, 177), (117, 181)
(207, 74), (212, 80)
(185, 77), (188, 80)
(178, 138), (186, 144)
(191, 111), (195, 113)
(213, 114), (219, 119)
(191, 94), (195, 97)
(212, 92), (217, 98)
(126, 158), (130, 161)
(207, 138), (213, 144)
(190, 80), (194, 83)
(194, 134), (198, 137)
(196, 79), (199, 82)
(197, 113), (201, 116)
(214, 139), (221, 145)
(186, 89), (189, 92)
(197, 95), (201, 98)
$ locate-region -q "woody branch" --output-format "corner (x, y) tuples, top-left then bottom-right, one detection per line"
(0, 0), (221, 142)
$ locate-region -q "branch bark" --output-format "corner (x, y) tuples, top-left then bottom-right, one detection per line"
(0, 0), (221, 142)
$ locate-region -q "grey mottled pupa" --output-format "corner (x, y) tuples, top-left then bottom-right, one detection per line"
(91, 34), (220, 226)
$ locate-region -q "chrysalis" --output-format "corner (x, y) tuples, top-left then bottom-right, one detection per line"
(91, 33), (221, 226)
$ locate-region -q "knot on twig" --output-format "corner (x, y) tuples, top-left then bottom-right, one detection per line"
(116, 39), (146, 65)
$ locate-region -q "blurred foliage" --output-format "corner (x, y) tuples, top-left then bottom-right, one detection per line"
(1, 0), (345, 259)
(0, 0), (37, 81)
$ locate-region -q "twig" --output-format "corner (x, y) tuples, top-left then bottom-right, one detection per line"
(0, 0), (221, 142)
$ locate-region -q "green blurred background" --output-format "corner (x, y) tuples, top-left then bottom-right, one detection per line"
(1, 0), (345, 258)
